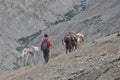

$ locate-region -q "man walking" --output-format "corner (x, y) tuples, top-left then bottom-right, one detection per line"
(40, 34), (52, 63)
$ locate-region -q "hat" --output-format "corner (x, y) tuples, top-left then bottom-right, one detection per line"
(44, 34), (48, 37)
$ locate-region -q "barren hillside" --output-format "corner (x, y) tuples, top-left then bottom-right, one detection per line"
(0, 0), (120, 77)
(0, 0), (87, 73)
(40, 0), (120, 56)
(1, 32), (120, 80)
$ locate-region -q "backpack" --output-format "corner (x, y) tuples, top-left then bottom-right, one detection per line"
(42, 39), (49, 50)
(30, 51), (35, 56)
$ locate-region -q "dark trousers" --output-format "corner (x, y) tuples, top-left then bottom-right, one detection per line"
(43, 49), (50, 63)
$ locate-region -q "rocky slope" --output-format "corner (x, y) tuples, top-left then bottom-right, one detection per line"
(0, 0), (87, 73)
(0, 0), (120, 76)
(1, 32), (120, 80)
(39, 0), (120, 56)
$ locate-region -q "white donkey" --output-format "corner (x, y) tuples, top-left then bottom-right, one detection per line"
(76, 33), (85, 48)
(21, 45), (40, 67)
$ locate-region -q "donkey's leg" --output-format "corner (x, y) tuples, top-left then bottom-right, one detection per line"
(35, 51), (40, 65)
(21, 57), (23, 67)
(24, 55), (27, 67)
(78, 43), (81, 49)
(32, 54), (36, 65)
(64, 43), (67, 54)
(26, 54), (30, 66)
(22, 55), (26, 67)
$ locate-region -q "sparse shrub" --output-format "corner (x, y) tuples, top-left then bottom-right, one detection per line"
(50, 1), (87, 26)
(17, 30), (42, 45)
(16, 30), (42, 52)
(16, 46), (25, 52)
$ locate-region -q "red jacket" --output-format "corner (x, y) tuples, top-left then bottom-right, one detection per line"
(40, 37), (52, 50)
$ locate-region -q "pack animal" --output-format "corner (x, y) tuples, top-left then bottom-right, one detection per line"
(76, 33), (85, 48)
(21, 45), (40, 67)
